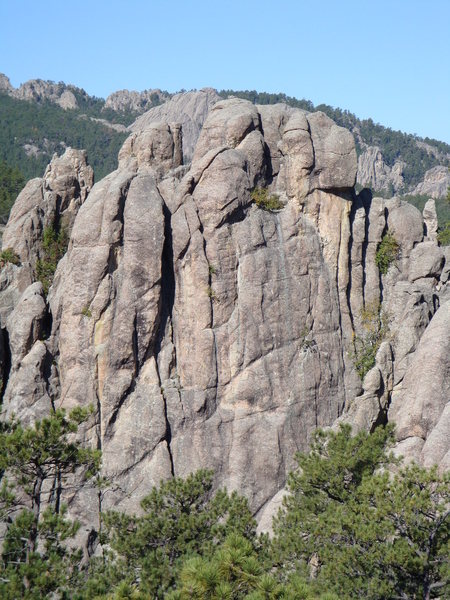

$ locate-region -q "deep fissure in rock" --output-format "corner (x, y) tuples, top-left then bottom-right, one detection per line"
(0, 328), (11, 404)
(153, 201), (177, 476)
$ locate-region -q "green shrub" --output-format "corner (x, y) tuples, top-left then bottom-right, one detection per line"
(81, 306), (92, 318)
(36, 225), (68, 295)
(437, 221), (450, 246)
(95, 470), (256, 599)
(351, 302), (389, 380)
(375, 232), (399, 274)
(0, 248), (20, 266)
(251, 187), (285, 211)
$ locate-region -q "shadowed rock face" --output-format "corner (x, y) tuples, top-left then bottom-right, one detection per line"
(0, 95), (448, 539)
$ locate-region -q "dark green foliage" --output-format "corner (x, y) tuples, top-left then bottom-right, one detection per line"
(168, 534), (337, 600)
(0, 92), (127, 183)
(218, 89), (315, 113)
(69, 85), (169, 125)
(0, 248), (21, 266)
(357, 119), (446, 187)
(36, 225), (69, 294)
(0, 160), (25, 222)
(0, 417), (448, 599)
(375, 232), (400, 274)
(437, 221), (450, 245)
(0, 407), (100, 599)
(251, 187), (285, 211)
(439, 187), (450, 244)
(82, 470), (256, 599)
(272, 425), (450, 600)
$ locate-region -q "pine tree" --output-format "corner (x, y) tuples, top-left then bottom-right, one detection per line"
(272, 425), (449, 599)
(82, 470), (257, 599)
(0, 407), (101, 598)
(169, 534), (338, 600)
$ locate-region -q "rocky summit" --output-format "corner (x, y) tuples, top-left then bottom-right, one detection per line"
(0, 94), (448, 544)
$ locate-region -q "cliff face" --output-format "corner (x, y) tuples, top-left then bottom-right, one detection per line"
(357, 146), (405, 193)
(1, 95), (448, 536)
(357, 145), (450, 198)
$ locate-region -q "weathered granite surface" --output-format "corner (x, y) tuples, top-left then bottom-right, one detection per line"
(1, 95), (448, 542)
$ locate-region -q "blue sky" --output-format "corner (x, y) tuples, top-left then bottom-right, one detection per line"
(1, 0), (449, 142)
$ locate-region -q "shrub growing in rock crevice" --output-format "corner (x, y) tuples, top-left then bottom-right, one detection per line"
(375, 232), (399, 274)
(351, 302), (389, 380)
(437, 221), (450, 246)
(251, 187), (285, 211)
(0, 248), (20, 267)
(36, 225), (69, 295)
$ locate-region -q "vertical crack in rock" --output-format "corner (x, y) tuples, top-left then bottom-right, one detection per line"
(132, 312), (139, 377)
(346, 197), (358, 331)
(161, 386), (175, 477)
(360, 192), (372, 308)
(153, 200), (177, 476)
(370, 390), (392, 432)
(378, 206), (389, 304)
(0, 328), (11, 404)
(274, 213), (293, 337)
(106, 183), (131, 276)
(206, 243), (219, 414)
(333, 194), (349, 412)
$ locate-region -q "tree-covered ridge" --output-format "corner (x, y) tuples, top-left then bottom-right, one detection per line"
(218, 89), (450, 188)
(0, 160), (25, 223)
(0, 410), (448, 599)
(0, 92), (128, 182)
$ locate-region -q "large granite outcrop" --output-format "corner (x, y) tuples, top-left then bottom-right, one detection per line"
(0, 95), (448, 543)
(0, 149), (93, 425)
(357, 146), (405, 194)
(412, 165), (450, 199)
(0, 75), (86, 110)
(2, 148), (93, 272)
(129, 88), (221, 163)
(104, 88), (170, 113)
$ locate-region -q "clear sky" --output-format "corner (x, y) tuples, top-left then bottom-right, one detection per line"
(1, 0), (449, 143)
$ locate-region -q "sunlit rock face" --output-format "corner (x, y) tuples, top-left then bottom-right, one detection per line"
(0, 94), (447, 540)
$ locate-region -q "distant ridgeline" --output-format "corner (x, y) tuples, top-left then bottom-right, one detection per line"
(1, 82), (449, 226)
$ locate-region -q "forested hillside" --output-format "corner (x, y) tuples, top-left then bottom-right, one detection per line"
(0, 161), (25, 223)
(0, 93), (128, 181)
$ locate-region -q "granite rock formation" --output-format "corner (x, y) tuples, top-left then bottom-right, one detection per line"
(0, 75), (83, 110)
(129, 88), (221, 163)
(357, 146), (405, 194)
(413, 165), (450, 199)
(0, 94), (448, 543)
(104, 89), (171, 113)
